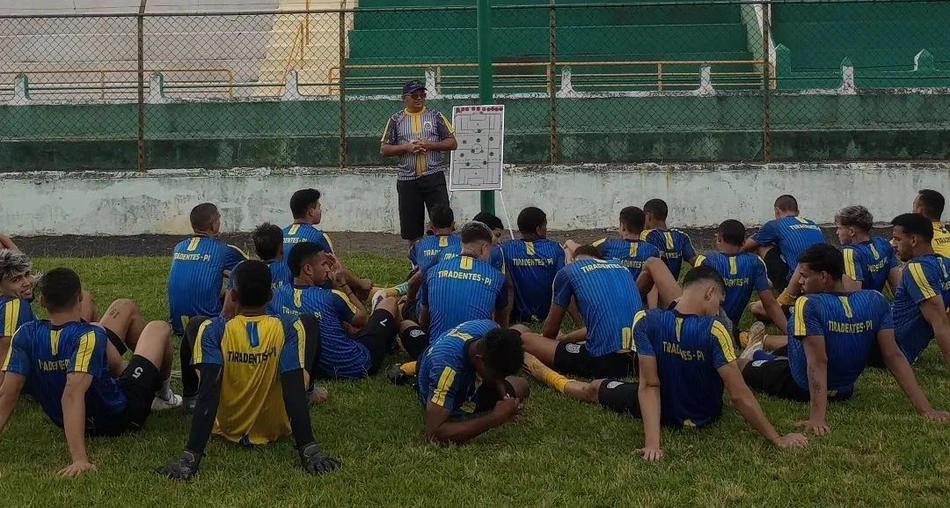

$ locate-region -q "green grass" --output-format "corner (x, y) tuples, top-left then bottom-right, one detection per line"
(3, 255), (950, 507)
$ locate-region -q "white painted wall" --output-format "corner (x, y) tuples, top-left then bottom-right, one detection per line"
(0, 163), (946, 236)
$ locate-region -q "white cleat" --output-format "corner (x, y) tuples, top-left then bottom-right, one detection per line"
(152, 390), (183, 411)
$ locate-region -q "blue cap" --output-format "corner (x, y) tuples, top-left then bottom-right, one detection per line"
(402, 80), (426, 95)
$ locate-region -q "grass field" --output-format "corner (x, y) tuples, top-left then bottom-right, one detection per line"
(3, 254), (950, 507)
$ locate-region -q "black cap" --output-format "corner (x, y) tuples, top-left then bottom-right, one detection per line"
(402, 80), (426, 95)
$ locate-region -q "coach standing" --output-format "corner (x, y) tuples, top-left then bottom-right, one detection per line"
(380, 80), (458, 247)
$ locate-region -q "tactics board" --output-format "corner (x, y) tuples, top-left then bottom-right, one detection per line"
(449, 105), (505, 191)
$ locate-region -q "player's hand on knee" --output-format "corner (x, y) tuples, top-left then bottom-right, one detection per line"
(635, 446), (664, 462)
(156, 450), (201, 481)
(299, 443), (341, 475)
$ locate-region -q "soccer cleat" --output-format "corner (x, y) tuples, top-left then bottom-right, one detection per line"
(152, 389), (184, 411)
(739, 322), (767, 360)
(387, 363), (414, 386)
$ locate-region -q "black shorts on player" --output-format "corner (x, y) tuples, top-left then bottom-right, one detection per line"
(553, 342), (636, 379)
(354, 308), (400, 374)
(763, 247), (789, 292)
(742, 358), (852, 403)
(597, 379), (642, 418)
(98, 355), (163, 436)
(399, 324), (430, 360)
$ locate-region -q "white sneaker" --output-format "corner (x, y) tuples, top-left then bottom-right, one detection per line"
(152, 390), (183, 411)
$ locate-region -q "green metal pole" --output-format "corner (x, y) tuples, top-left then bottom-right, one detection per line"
(476, 0), (496, 214)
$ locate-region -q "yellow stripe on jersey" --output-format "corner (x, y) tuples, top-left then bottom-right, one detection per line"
(869, 244), (880, 260)
(795, 216), (808, 224)
(332, 290), (359, 313)
(324, 233), (335, 252)
(460, 257), (474, 270)
(793, 296), (809, 336)
(629, 242), (639, 258)
(909, 262), (938, 300)
(187, 237), (201, 251)
(621, 327), (633, 350)
(664, 232), (674, 249)
(50, 329), (61, 356)
(439, 112), (455, 134)
(675, 317), (683, 342)
(694, 254), (706, 267)
(431, 366), (457, 406)
(439, 236), (448, 247)
(73, 331), (97, 373)
(526, 242), (536, 255)
(711, 320), (737, 362)
(592, 238), (606, 248)
(289, 224), (300, 235)
(3, 299), (21, 337)
(729, 256), (738, 275)
(193, 319), (214, 364)
(629, 310), (647, 352)
(293, 289), (303, 309)
(0, 335), (13, 370)
(410, 112), (425, 176)
(380, 118), (392, 142)
(839, 296), (854, 318)
(228, 244), (250, 259)
(640, 230), (652, 241)
(843, 249), (858, 280)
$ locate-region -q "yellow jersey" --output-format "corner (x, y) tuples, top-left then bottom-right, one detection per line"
(933, 222), (950, 258)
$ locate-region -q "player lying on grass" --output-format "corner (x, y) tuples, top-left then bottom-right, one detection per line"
(524, 266), (808, 461)
(0, 268), (180, 477)
(738, 244), (950, 435)
(521, 245), (642, 380)
(417, 319), (529, 445)
(158, 261), (340, 480)
(270, 241), (401, 380)
(500, 207), (565, 324)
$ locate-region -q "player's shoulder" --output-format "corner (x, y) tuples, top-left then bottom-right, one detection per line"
(457, 319), (499, 335)
(14, 317), (47, 337)
(854, 289), (889, 305)
(669, 228), (691, 239)
(591, 237), (609, 248)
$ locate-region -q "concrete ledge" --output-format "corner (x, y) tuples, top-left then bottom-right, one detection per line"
(1, 163), (946, 235)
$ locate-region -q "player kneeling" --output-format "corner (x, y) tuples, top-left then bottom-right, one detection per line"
(157, 260), (339, 480)
(418, 320), (529, 445)
(0, 268), (180, 477)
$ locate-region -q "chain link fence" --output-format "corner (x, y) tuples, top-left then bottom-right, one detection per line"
(0, 0), (947, 171)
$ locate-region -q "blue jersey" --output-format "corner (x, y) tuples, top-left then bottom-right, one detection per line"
(411, 234), (461, 270)
(500, 239), (565, 322)
(842, 238), (900, 292)
(283, 222), (335, 264)
(552, 258), (643, 356)
(417, 320), (500, 417)
(419, 255), (507, 339)
(168, 235), (248, 335)
(424, 243), (506, 274)
(592, 238), (661, 281)
(634, 309), (736, 429)
(892, 254), (950, 364)
(641, 229), (696, 277)
(788, 291), (893, 396)
(270, 284), (368, 379)
(695, 252), (770, 330)
(228, 259), (292, 292)
(2, 320), (126, 433)
(0, 296), (35, 337)
(751, 216), (825, 280)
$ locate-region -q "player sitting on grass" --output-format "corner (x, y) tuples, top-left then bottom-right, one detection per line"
(0, 268), (180, 477)
(913, 189), (950, 257)
(524, 266), (807, 461)
(222, 222), (293, 318)
(417, 319), (529, 445)
(836, 206), (901, 293)
(589, 206), (661, 281)
(641, 198), (697, 278)
(738, 244), (950, 435)
(742, 194), (825, 322)
(520, 245), (642, 380)
(283, 188), (373, 301)
(694, 220), (787, 341)
(157, 261), (340, 480)
(409, 204), (459, 271)
(271, 242), (401, 380)
(500, 206), (565, 323)
(168, 203), (248, 404)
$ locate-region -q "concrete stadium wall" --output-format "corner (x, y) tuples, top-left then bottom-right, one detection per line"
(1, 163), (945, 236)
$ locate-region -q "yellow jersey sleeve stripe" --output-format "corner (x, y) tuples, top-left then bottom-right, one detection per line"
(228, 244), (250, 260)
(694, 255), (706, 268)
(431, 366), (457, 406)
(380, 118), (392, 142)
(1, 331), (16, 370)
(332, 289), (359, 314)
(293, 319), (307, 371)
(439, 112), (455, 134)
(640, 230), (652, 241)
(3, 299), (21, 337)
(793, 296), (809, 336)
(592, 238), (606, 247)
(324, 233), (335, 253)
(711, 320), (737, 362)
(193, 319), (213, 365)
(843, 249), (858, 280)
(73, 331), (97, 372)
(909, 263), (938, 300)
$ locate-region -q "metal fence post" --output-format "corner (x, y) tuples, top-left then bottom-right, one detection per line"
(339, 7), (348, 168)
(548, 0), (559, 164)
(477, 0), (495, 214)
(761, 1), (772, 163)
(137, 0), (148, 172)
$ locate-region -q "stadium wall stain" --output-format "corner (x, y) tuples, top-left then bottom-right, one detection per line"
(0, 163), (945, 235)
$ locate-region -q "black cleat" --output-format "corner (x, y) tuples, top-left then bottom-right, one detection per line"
(387, 363), (414, 387)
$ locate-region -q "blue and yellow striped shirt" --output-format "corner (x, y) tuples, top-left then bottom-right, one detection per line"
(892, 254), (950, 364)
(381, 107), (455, 180)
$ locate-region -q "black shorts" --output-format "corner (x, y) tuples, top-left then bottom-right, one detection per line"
(401, 299), (418, 322)
(397, 171), (450, 241)
(399, 325), (430, 360)
(354, 309), (399, 374)
(472, 379), (517, 414)
(763, 247), (789, 292)
(96, 355), (162, 436)
(553, 343), (636, 379)
(742, 358), (854, 402)
(598, 379), (642, 418)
